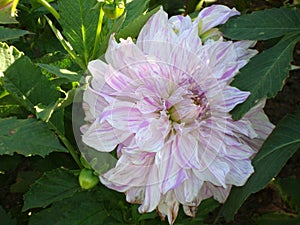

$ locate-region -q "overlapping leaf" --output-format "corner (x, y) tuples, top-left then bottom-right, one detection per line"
(29, 191), (108, 225)
(2, 56), (60, 114)
(0, 42), (23, 72)
(116, 6), (160, 40)
(58, 0), (100, 66)
(0, 117), (67, 156)
(221, 7), (300, 40)
(0, 206), (16, 225)
(23, 168), (80, 211)
(230, 32), (300, 120)
(219, 106), (300, 220)
(0, 26), (32, 41)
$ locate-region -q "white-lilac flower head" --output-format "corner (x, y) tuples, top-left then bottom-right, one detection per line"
(80, 5), (274, 224)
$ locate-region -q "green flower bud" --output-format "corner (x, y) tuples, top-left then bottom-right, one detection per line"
(78, 168), (99, 190)
(102, 0), (125, 20)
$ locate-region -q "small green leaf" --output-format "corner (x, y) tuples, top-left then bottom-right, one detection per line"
(0, 3), (17, 24)
(0, 26), (32, 41)
(116, 6), (160, 40)
(0, 94), (26, 117)
(0, 42), (23, 72)
(2, 56), (60, 115)
(219, 106), (300, 221)
(23, 168), (80, 211)
(276, 177), (300, 211)
(37, 63), (81, 83)
(58, 0), (100, 67)
(0, 117), (67, 156)
(221, 7), (300, 40)
(0, 206), (16, 225)
(231, 32), (300, 120)
(122, 0), (150, 28)
(29, 191), (108, 225)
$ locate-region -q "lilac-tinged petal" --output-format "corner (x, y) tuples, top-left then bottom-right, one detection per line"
(156, 143), (188, 194)
(198, 5), (240, 34)
(224, 158), (254, 186)
(82, 120), (131, 152)
(203, 182), (232, 203)
(135, 117), (170, 152)
(137, 8), (175, 59)
(138, 166), (161, 212)
(211, 86), (250, 112)
(173, 134), (200, 169)
(100, 101), (146, 133)
(82, 85), (108, 121)
(234, 40), (258, 61)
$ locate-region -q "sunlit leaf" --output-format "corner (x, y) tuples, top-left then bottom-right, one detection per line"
(37, 63), (81, 82)
(2, 56), (60, 114)
(231, 32), (300, 120)
(122, 0), (150, 28)
(219, 106), (300, 221)
(0, 117), (67, 156)
(0, 42), (23, 72)
(221, 7), (300, 40)
(58, 0), (100, 67)
(116, 6), (160, 40)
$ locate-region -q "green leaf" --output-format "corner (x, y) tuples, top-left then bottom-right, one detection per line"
(116, 6), (160, 40)
(122, 0), (150, 28)
(0, 4), (18, 24)
(37, 63), (81, 82)
(29, 191), (108, 225)
(36, 88), (76, 122)
(276, 177), (300, 211)
(2, 56), (60, 114)
(10, 171), (42, 193)
(0, 117), (67, 156)
(58, 0), (100, 67)
(0, 206), (16, 225)
(230, 32), (300, 120)
(0, 42), (23, 72)
(254, 213), (300, 225)
(219, 106), (300, 221)
(221, 7), (300, 40)
(0, 94), (26, 117)
(0, 26), (32, 41)
(23, 168), (81, 211)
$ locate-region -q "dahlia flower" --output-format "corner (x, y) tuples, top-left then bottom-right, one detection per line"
(81, 5), (274, 224)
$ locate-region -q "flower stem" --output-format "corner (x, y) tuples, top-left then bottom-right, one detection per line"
(92, 4), (104, 60)
(48, 122), (83, 169)
(38, 0), (60, 20)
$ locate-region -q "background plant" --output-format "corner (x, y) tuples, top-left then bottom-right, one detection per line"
(0, 0), (299, 224)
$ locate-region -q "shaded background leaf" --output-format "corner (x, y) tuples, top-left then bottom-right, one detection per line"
(0, 206), (16, 225)
(219, 106), (300, 221)
(221, 7), (300, 40)
(230, 32), (300, 120)
(23, 168), (81, 211)
(28, 191), (108, 225)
